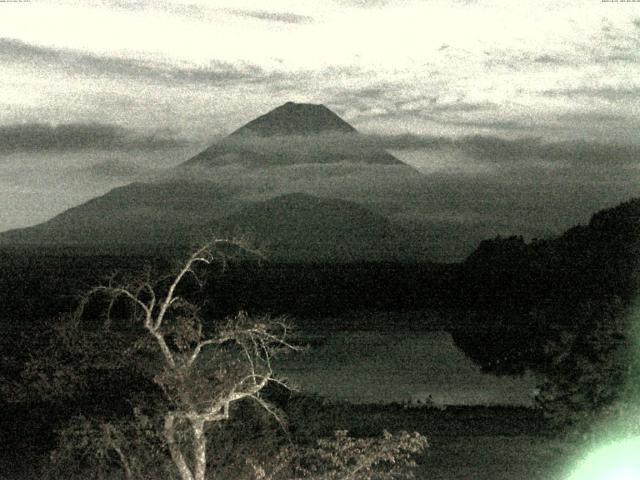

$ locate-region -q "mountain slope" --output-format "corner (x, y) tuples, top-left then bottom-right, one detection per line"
(220, 193), (428, 262)
(0, 102), (426, 260)
(0, 180), (234, 249)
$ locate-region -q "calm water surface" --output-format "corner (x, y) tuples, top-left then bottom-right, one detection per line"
(275, 330), (539, 406)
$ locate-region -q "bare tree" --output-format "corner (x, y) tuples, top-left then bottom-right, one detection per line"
(76, 240), (298, 480)
(14, 240), (428, 480)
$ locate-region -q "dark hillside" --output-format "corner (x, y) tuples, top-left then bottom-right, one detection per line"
(451, 197), (640, 376)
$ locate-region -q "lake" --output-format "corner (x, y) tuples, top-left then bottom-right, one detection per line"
(275, 329), (539, 406)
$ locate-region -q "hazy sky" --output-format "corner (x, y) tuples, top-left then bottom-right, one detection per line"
(2, 0), (640, 140)
(1, 0), (640, 232)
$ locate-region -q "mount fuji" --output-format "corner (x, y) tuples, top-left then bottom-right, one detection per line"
(0, 102), (433, 262)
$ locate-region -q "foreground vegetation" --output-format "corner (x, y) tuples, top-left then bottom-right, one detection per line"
(1, 397), (583, 480)
(2, 198), (639, 478)
(2, 241), (430, 480)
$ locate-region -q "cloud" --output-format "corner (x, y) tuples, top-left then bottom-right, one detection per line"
(3, 127), (640, 261)
(532, 54), (567, 65)
(541, 86), (640, 102)
(0, 38), (281, 86)
(484, 20), (640, 70)
(429, 102), (491, 113)
(329, 86), (508, 130)
(86, 1), (313, 24)
(168, 161), (427, 221)
(80, 158), (147, 178)
(0, 122), (188, 154)
(165, 134), (640, 260)
(101, 0), (209, 19)
(225, 9), (313, 24)
(336, 0), (395, 7)
(180, 131), (640, 170)
(174, 132), (640, 238)
(368, 134), (640, 167)
(484, 49), (578, 70)
(368, 107), (520, 131)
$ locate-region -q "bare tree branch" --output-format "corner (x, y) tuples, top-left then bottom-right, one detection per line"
(64, 238), (296, 480)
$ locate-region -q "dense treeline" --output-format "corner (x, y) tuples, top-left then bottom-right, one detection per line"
(0, 253), (459, 323)
(451, 198), (640, 374)
(451, 198), (640, 426)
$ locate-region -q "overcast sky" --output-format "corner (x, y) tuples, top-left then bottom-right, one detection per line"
(1, 0), (640, 232)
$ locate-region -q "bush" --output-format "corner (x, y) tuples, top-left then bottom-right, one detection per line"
(536, 296), (631, 429)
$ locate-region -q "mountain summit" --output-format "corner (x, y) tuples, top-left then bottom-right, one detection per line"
(183, 102), (404, 168)
(230, 102), (356, 137)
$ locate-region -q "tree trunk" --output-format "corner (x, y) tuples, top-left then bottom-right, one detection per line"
(192, 418), (207, 480)
(165, 413), (195, 480)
